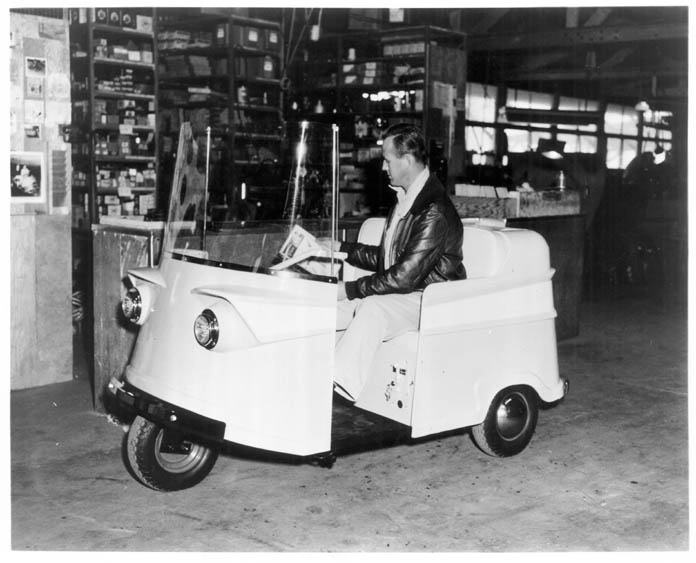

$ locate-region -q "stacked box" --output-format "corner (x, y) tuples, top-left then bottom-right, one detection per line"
(342, 61), (388, 85)
(382, 41), (426, 56)
(108, 9), (121, 27)
(121, 10), (136, 29)
(136, 15), (153, 33)
(233, 26), (262, 48)
(265, 29), (281, 51)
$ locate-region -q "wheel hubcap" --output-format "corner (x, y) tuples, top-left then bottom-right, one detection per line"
(154, 431), (208, 474)
(495, 392), (529, 440)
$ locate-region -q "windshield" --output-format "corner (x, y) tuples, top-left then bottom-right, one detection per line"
(161, 121), (341, 279)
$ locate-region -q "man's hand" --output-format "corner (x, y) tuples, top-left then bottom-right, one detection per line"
(336, 281), (347, 301)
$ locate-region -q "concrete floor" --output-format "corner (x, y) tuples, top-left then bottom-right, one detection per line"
(10, 290), (691, 553)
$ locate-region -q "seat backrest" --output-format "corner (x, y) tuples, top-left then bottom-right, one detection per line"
(461, 225), (509, 279)
(355, 217), (547, 280)
(357, 216), (385, 245)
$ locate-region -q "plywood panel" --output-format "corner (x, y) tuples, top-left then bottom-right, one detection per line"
(92, 228), (158, 409)
(11, 216), (38, 389)
(35, 216), (73, 385)
(10, 215), (73, 389)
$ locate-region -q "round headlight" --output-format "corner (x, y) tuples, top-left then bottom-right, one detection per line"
(194, 309), (219, 349)
(122, 288), (142, 323)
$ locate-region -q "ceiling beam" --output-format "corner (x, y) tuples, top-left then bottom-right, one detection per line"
(598, 47), (634, 70)
(469, 22), (687, 51)
(473, 9), (510, 34)
(518, 51), (570, 72)
(584, 7), (612, 27)
(501, 66), (686, 83)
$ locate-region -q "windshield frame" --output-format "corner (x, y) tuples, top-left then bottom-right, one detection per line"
(160, 121), (342, 281)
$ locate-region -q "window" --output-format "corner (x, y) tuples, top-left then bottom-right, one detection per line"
(504, 129), (551, 153)
(507, 88), (553, 110)
(604, 104), (642, 169)
(465, 83), (498, 123)
(606, 137), (638, 170)
(604, 104), (639, 136)
(557, 133), (598, 154)
(465, 125), (496, 154)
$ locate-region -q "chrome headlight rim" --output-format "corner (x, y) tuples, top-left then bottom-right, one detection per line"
(122, 287), (143, 323)
(194, 309), (219, 350)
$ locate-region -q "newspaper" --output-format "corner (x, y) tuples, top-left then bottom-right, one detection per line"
(274, 225), (345, 276)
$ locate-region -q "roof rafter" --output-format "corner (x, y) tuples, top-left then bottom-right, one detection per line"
(469, 22), (687, 51)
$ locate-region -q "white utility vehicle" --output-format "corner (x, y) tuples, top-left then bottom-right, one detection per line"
(108, 122), (568, 491)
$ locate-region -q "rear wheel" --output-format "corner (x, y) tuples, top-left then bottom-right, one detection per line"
(471, 386), (539, 457)
(126, 415), (219, 491)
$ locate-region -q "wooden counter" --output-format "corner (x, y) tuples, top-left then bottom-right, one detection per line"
(454, 188), (584, 341)
(91, 221), (163, 410)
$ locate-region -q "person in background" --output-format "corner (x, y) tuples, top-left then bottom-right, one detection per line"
(326, 123), (466, 402)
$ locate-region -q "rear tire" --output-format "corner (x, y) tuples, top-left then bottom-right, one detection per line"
(471, 386), (539, 457)
(126, 415), (219, 491)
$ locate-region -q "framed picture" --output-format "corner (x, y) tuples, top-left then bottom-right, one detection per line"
(25, 56), (47, 77)
(11, 151), (46, 204)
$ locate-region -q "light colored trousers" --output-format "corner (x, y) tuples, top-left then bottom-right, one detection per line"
(334, 292), (423, 401)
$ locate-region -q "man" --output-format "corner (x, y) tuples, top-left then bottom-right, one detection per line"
(331, 123), (466, 402)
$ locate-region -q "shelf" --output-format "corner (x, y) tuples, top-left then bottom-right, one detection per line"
(93, 57), (155, 69)
(90, 24), (155, 38)
(298, 83), (424, 93)
(159, 13), (280, 31)
(339, 82), (424, 91)
(70, 7), (160, 231)
(96, 186), (156, 194)
(233, 132), (283, 141)
(93, 91), (156, 100)
(233, 45), (281, 58)
(241, 76), (282, 87)
(160, 74), (229, 84)
(155, 13), (285, 213)
(234, 103), (281, 113)
(159, 100), (228, 109)
(92, 124), (156, 132)
(95, 155), (157, 163)
(159, 46), (227, 57)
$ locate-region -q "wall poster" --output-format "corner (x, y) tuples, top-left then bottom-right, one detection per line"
(11, 151), (46, 204)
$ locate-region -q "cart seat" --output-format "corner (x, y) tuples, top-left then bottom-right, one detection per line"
(354, 217), (517, 280)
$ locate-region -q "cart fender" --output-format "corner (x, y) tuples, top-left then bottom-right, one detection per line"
(473, 370), (565, 421)
(127, 267), (167, 288)
(191, 284), (335, 344)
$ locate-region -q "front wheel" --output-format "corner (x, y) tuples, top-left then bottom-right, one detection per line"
(126, 415), (219, 491)
(471, 386), (539, 457)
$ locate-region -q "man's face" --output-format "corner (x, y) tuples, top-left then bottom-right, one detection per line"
(381, 137), (409, 188)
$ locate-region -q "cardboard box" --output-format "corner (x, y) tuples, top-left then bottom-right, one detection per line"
(233, 26), (261, 47)
(121, 10), (136, 29)
(94, 8), (108, 24)
(265, 29), (281, 51)
(108, 9), (121, 27)
(136, 15), (153, 33)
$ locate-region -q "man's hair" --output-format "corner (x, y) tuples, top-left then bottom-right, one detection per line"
(382, 123), (427, 165)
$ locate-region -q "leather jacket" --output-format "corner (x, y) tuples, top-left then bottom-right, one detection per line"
(341, 173), (467, 300)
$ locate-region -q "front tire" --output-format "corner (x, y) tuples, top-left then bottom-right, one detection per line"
(471, 386), (539, 457)
(126, 415), (219, 491)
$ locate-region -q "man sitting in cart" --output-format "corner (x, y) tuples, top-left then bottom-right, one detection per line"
(327, 123), (467, 402)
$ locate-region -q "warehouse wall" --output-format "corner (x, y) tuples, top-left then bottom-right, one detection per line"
(10, 12), (73, 389)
